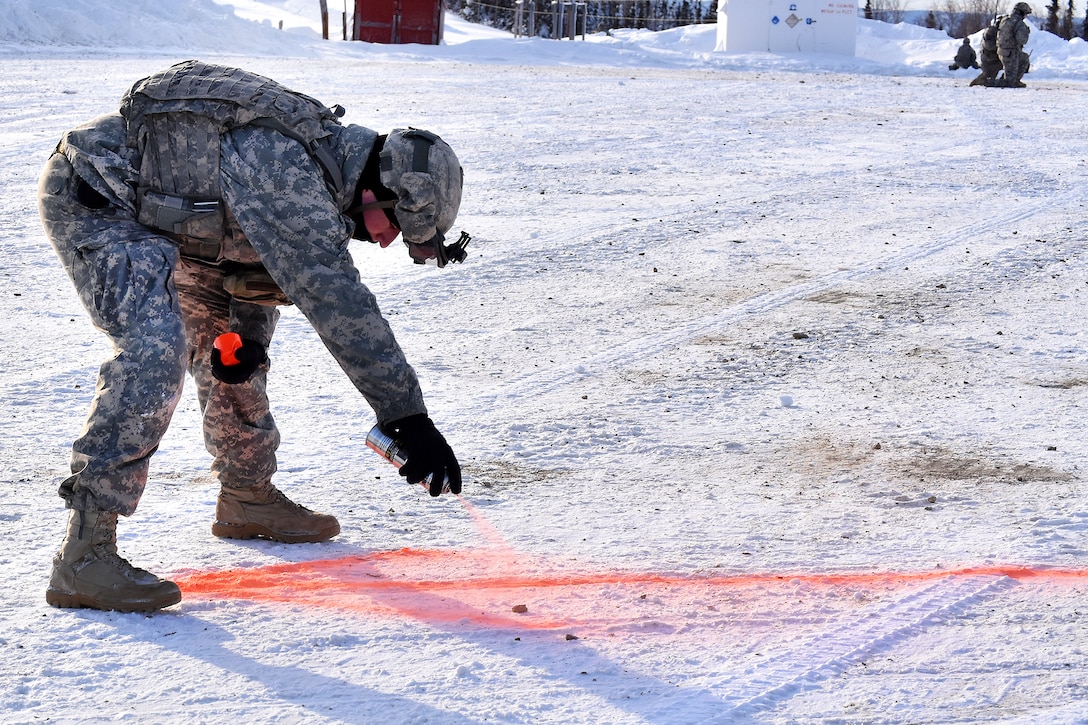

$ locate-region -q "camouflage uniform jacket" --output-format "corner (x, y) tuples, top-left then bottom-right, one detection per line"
(981, 25), (999, 54)
(997, 13), (1030, 53)
(56, 113), (428, 426)
(954, 42), (977, 68)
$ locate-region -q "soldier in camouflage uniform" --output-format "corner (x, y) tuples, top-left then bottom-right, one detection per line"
(970, 17), (1005, 86)
(996, 2), (1032, 87)
(949, 37), (979, 71)
(38, 61), (467, 612)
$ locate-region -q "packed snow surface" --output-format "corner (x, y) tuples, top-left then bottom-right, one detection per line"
(2, 0), (1088, 723)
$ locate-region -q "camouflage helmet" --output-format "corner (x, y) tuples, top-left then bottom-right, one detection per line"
(1012, 1), (1031, 14)
(379, 128), (466, 266)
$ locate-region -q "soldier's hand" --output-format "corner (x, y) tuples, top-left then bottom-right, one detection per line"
(380, 414), (462, 497)
(211, 333), (267, 384)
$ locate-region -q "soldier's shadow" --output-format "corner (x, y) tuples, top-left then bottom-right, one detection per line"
(163, 545), (739, 722)
(104, 608), (483, 723)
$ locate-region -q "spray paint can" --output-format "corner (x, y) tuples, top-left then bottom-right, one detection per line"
(365, 424), (451, 494)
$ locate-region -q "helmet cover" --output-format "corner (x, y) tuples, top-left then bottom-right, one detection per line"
(379, 128), (463, 247)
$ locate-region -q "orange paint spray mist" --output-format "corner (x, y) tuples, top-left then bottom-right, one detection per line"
(365, 424), (510, 549)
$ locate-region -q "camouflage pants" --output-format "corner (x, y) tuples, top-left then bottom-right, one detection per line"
(999, 49), (1029, 85)
(38, 152), (186, 515)
(970, 54), (1003, 86)
(38, 152), (281, 515)
(173, 260), (280, 492)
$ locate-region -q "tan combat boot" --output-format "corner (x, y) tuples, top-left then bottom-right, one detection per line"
(212, 481), (340, 544)
(46, 509), (182, 612)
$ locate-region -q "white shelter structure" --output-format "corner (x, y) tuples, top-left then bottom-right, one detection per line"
(716, 0), (857, 55)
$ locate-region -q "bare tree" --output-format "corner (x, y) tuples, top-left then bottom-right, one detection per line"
(870, 0), (908, 24)
(939, 0), (969, 36)
(930, 0), (1004, 36)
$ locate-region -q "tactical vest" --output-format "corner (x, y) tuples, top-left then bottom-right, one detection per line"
(997, 15), (1025, 51)
(120, 60), (346, 247)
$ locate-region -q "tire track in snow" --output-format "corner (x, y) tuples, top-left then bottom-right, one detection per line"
(698, 575), (1017, 722)
(472, 188), (1076, 410)
(993, 700), (1088, 725)
(425, 126), (985, 352)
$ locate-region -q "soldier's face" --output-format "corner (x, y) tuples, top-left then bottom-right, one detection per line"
(359, 189), (401, 248)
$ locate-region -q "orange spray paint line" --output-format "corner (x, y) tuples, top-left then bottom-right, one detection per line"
(176, 549), (1088, 631)
(178, 548), (574, 629)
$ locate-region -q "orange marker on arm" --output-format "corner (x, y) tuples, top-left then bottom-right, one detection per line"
(213, 332), (243, 367)
(211, 332), (265, 384)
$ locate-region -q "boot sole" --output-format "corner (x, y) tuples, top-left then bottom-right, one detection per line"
(211, 520), (340, 544)
(45, 587), (182, 613)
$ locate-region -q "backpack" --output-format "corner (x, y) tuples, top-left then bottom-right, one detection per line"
(120, 60), (346, 244)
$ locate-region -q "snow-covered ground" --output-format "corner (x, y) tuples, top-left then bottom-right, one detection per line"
(2, 1), (1088, 722)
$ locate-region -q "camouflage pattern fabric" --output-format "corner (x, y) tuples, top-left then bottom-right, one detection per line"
(971, 24), (1004, 85)
(997, 12), (1031, 84)
(218, 123), (427, 422)
(174, 259), (281, 490)
(952, 41), (977, 70)
(39, 104), (429, 515)
(997, 11), (1030, 51)
(38, 149), (186, 515)
(378, 129), (463, 246)
(121, 60), (347, 243)
(980, 36), (1002, 78)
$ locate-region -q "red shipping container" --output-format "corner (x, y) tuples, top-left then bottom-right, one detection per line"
(353, 0), (444, 44)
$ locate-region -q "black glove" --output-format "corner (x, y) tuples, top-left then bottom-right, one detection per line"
(380, 414), (462, 497)
(210, 333), (266, 385)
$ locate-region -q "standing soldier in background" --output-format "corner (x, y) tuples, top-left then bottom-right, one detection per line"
(997, 2), (1032, 87)
(970, 17), (1005, 86)
(38, 60), (468, 613)
(949, 36), (979, 71)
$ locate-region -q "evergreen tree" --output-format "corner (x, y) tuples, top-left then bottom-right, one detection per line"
(864, 0), (873, 20)
(1059, 0), (1074, 38)
(679, 0), (693, 28)
(1083, 6), (1088, 40)
(1045, 0), (1059, 33)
